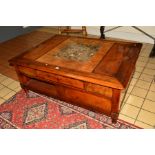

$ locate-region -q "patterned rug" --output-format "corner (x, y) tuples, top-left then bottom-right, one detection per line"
(0, 90), (141, 129)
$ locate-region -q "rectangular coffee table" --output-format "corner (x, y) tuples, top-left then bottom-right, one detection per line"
(9, 35), (142, 123)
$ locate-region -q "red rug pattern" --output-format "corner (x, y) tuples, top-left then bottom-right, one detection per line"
(0, 90), (140, 129)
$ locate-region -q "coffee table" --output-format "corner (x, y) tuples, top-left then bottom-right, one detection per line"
(9, 35), (142, 123)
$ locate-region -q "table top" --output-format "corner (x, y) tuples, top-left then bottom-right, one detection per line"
(9, 35), (142, 90)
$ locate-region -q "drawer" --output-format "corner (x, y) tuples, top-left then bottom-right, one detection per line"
(85, 83), (112, 98)
(18, 66), (84, 89)
(26, 79), (58, 98)
(36, 70), (84, 89)
(58, 85), (112, 115)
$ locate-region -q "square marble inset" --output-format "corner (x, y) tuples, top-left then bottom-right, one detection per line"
(53, 42), (100, 62)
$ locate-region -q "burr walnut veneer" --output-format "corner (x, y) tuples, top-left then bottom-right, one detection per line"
(9, 35), (142, 122)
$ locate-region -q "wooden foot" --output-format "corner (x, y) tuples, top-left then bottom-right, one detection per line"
(20, 84), (29, 94)
(111, 112), (119, 123)
(111, 89), (120, 123)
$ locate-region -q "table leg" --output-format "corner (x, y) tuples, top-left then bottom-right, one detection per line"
(100, 26), (105, 39)
(111, 89), (121, 123)
(15, 66), (30, 94)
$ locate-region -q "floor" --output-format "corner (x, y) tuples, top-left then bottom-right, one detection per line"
(0, 30), (55, 80)
(0, 27), (155, 129)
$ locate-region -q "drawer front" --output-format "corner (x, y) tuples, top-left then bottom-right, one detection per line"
(18, 66), (84, 89)
(85, 83), (112, 98)
(58, 85), (112, 115)
(25, 79), (59, 98)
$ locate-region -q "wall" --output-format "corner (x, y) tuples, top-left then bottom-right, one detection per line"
(72, 26), (155, 44)
(0, 26), (41, 43)
(105, 26), (155, 44)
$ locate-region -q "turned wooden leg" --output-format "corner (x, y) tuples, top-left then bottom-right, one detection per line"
(111, 89), (121, 123)
(100, 26), (105, 39)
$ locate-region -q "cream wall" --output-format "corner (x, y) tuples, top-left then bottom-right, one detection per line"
(72, 26), (155, 44)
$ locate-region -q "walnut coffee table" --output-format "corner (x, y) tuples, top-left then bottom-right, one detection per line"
(9, 35), (142, 123)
